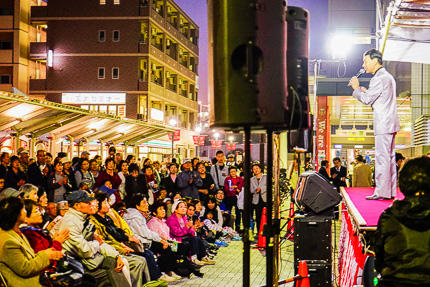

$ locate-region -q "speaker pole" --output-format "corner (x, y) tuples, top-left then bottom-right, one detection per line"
(266, 129), (274, 287)
(243, 126), (252, 287)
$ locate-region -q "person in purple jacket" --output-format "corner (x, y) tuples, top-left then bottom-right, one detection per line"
(166, 200), (214, 265)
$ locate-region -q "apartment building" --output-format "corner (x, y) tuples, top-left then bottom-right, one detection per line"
(26, 0), (198, 132)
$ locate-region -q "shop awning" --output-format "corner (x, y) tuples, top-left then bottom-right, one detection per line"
(0, 91), (173, 146)
(379, 0), (430, 63)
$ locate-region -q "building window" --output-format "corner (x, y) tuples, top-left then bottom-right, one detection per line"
(112, 67), (119, 79)
(98, 67), (105, 79)
(112, 30), (120, 42)
(100, 0), (106, 5)
(139, 58), (148, 81)
(0, 75), (11, 84)
(114, 0), (120, 4)
(98, 30), (106, 42)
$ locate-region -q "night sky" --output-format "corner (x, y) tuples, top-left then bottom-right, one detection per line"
(175, 0), (329, 105)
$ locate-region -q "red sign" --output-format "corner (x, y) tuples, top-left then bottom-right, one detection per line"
(168, 129), (181, 141)
(316, 96), (330, 170)
(192, 135), (206, 146)
(226, 142), (237, 150)
(338, 203), (368, 287)
(210, 140), (223, 149)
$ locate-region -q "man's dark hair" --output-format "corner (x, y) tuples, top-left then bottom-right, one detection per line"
(150, 199), (166, 214)
(0, 152), (9, 161)
(216, 150), (224, 155)
(252, 162), (264, 172)
(396, 152), (405, 162)
(168, 162), (178, 169)
(355, 155), (364, 163)
(9, 155), (20, 166)
(126, 193), (147, 209)
(128, 163), (140, 173)
(228, 166), (238, 172)
(57, 152), (67, 158)
(95, 192), (108, 210)
(364, 49), (383, 65)
(333, 157), (341, 163)
(321, 160), (328, 167)
(24, 199), (37, 217)
(104, 157), (115, 167)
(399, 156), (430, 197)
(0, 197), (24, 230)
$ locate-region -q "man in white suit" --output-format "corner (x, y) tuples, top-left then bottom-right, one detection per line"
(349, 49), (400, 200)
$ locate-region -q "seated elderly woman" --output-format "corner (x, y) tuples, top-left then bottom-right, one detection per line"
(374, 156), (430, 287)
(0, 197), (63, 286)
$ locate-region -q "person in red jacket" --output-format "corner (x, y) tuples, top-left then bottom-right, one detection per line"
(223, 166), (244, 231)
(20, 199), (70, 266)
(95, 158), (122, 190)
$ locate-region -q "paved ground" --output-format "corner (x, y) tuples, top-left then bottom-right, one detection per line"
(170, 239), (295, 287)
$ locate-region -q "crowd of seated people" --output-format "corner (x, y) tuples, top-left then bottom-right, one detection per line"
(0, 148), (248, 286)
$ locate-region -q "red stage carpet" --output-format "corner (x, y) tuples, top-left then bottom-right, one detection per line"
(341, 187), (404, 230)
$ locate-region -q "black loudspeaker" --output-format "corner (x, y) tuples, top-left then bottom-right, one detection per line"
(286, 6), (311, 130)
(208, 0), (288, 128)
(294, 217), (332, 262)
(288, 115), (313, 152)
(293, 171), (341, 214)
(294, 217), (332, 287)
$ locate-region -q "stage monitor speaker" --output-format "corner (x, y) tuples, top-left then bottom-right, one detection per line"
(294, 216), (332, 262)
(293, 171), (341, 214)
(286, 6), (311, 130)
(294, 261), (331, 287)
(208, 0), (289, 129)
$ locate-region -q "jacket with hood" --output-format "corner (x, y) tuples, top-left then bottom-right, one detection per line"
(374, 196), (430, 287)
(122, 208), (162, 248)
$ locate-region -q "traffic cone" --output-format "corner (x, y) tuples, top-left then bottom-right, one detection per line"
(287, 201), (295, 240)
(256, 207), (267, 249)
(296, 260), (310, 287)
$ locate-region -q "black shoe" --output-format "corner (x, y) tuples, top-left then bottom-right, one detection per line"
(190, 263), (202, 270)
(193, 271), (204, 278)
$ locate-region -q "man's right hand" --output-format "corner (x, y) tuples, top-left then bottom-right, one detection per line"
(115, 256), (125, 272)
(45, 248), (64, 261)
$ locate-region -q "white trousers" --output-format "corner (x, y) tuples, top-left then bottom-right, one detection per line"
(374, 133), (397, 198)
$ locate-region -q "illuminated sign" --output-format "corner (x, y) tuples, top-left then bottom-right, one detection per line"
(62, 93), (126, 104)
(354, 145), (364, 148)
(47, 50), (53, 67)
(334, 144), (343, 149)
(150, 108), (164, 121)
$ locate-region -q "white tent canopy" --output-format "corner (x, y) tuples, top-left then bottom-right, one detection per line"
(378, 0), (430, 64)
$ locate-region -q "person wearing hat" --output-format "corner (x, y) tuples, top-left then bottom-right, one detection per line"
(58, 190), (144, 286)
(374, 157), (430, 286)
(226, 154), (235, 167)
(61, 157), (77, 193)
(0, 187), (24, 201)
(176, 159), (202, 200)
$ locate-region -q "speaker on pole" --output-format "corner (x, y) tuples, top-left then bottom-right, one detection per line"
(208, 0), (288, 129)
(286, 6), (311, 130)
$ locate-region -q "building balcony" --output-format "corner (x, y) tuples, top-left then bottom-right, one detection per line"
(0, 15), (13, 29)
(0, 84), (12, 92)
(139, 42), (149, 53)
(31, 6), (48, 22)
(29, 42), (47, 60)
(0, 49), (12, 63)
(29, 79), (47, 91)
(138, 81), (149, 91)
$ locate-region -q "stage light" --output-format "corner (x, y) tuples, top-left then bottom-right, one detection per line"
(214, 132), (220, 139)
(328, 32), (353, 59)
(195, 126), (202, 133)
(228, 135), (234, 142)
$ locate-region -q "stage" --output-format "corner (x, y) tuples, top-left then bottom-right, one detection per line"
(340, 187), (404, 231)
(338, 187), (404, 286)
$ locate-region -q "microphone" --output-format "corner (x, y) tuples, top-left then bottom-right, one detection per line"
(355, 68), (365, 78)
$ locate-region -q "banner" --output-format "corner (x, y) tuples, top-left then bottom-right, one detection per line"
(193, 135), (206, 146)
(338, 203), (368, 287)
(168, 129), (181, 141)
(316, 96), (330, 170)
(226, 142), (237, 150)
(210, 140), (223, 149)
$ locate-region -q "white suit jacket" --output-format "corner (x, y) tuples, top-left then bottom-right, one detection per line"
(353, 67), (400, 135)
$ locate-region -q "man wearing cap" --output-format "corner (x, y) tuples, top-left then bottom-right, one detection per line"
(226, 154), (235, 167)
(176, 159), (202, 199)
(59, 190), (149, 286)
